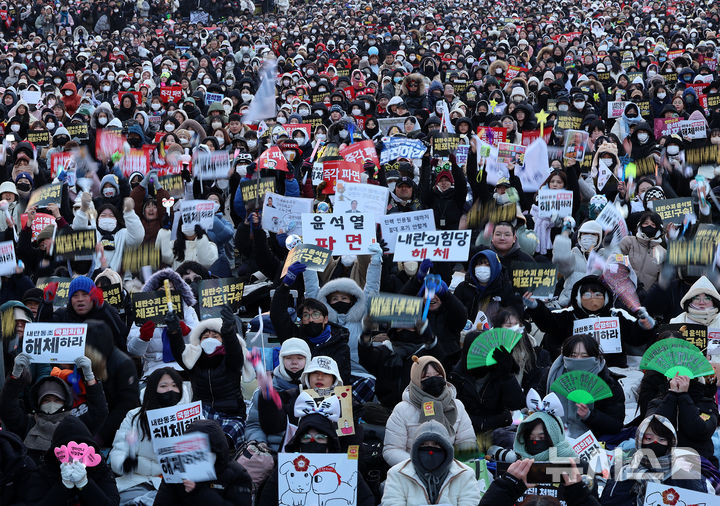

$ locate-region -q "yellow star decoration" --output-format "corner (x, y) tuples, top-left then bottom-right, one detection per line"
(536, 108), (548, 137)
(489, 98), (498, 113)
(593, 92), (600, 102)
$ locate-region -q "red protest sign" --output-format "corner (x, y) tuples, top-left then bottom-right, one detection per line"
(322, 160), (362, 194)
(256, 145), (288, 172)
(96, 129), (126, 162)
(477, 127), (507, 147)
(118, 91), (143, 104)
(339, 140), (380, 169)
(520, 129), (552, 147)
(506, 65), (529, 81)
(159, 85), (182, 103)
(283, 123), (312, 139)
(50, 152), (73, 178)
(20, 212), (55, 241)
(120, 146), (153, 176)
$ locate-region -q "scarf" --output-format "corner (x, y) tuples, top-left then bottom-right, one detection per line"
(308, 325), (332, 345)
(687, 306), (719, 326)
(24, 412), (71, 451)
(616, 450), (691, 506)
(407, 383), (458, 438)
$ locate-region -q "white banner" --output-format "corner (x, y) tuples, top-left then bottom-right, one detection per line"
(380, 210), (436, 253)
(393, 230), (471, 262)
(147, 401), (204, 451)
(0, 240), (16, 276)
(595, 203), (629, 245)
(156, 431), (216, 484)
(570, 430), (610, 477)
(573, 316), (622, 354)
(643, 482), (714, 506)
(517, 138), (551, 192)
(261, 192), (314, 235)
(194, 150), (231, 180)
(679, 118), (707, 139)
(277, 453), (358, 505)
(311, 162), (324, 185)
(332, 182), (389, 219)
(180, 199), (215, 230)
(607, 101), (629, 119)
(537, 189), (573, 219)
(301, 212), (376, 255)
(23, 323), (87, 363)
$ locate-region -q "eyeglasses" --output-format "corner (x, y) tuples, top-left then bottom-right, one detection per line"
(581, 292), (604, 300)
(301, 311), (324, 321)
(300, 433), (328, 444)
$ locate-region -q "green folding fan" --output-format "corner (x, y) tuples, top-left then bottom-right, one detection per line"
(550, 371), (613, 404)
(640, 338), (714, 379)
(466, 328), (523, 369)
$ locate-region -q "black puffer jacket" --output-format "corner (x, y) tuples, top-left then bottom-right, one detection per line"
(419, 155), (467, 231)
(0, 431), (44, 505)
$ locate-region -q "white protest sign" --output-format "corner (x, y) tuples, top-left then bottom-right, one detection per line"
(194, 150), (231, 180)
(332, 182), (389, 218)
(0, 240), (17, 276)
(393, 230), (471, 262)
(517, 138), (551, 192)
(277, 453), (358, 505)
(23, 323), (87, 363)
(680, 118), (707, 139)
(379, 137), (427, 164)
(147, 401), (204, 451)
(311, 162), (324, 185)
(573, 317), (622, 354)
(607, 101), (629, 119)
(380, 210), (436, 253)
(477, 139), (506, 186)
(261, 192), (314, 234)
(643, 482), (715, 506)
(156, 431), (216, 484)
(21, 90), (42, 105)
(180, 199), (215, 230)
(205, 92), (224, 104)
(595, 203), (628, 245)
(570, 430), (610, 477)
(301, 213), (376, 255)
(537, 189), (574, 219)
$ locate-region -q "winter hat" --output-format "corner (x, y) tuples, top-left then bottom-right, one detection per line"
(68, 276), (95, 299)
(99, 174), (120, 194)
(38, 380), (67, 403)
(410, 355), (446, 387)
(0, 181), (18, 196)
(94, 268), (122, 289)
(14, 171), (33, 186)
(279, 337), (312, 362)
(643, 185), (665, 207)
(510, 87), (527, 99)
(578, 220), (602, 238)
(35, 224), (55, 243)
(300, 355), (343, 388)
(410, 421), (454, 498)
(435, 169), (454, 185)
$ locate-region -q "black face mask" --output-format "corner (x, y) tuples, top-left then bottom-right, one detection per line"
(302, 321), (325, 337)
(299, 441), (328, 454)
(16, 182), (31, 192)
(640, 225), (657, 238)
(287, 369), (303, 382)
(526, 438), (551, 455)
(420, 376), (446, 397)
(330, 300), (352, 314)
(641, 441), (669, 458)
(156, 390), (182, 408)
(417, 445), (446, 471)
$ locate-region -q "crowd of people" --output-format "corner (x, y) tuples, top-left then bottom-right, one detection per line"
(1, 0), (720, 504)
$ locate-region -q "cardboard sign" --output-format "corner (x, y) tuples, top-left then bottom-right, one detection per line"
(277, 453), (358, 505)
(257, 145), (288, 172)
(512, 263), (557, 300)
(180, 199), (215, 230)
(159, 174), (184, 197)
(393, 230), (471, 262)
(148, 400), (204, 448)
(658, 323), (707, 352)
(50, 152), (74, 179)
(122, 243), (161, 274)
(369, 293), (423, 328)
(197, 278), (245, 319)
(261, 192), (314, 234)
(607, 101), (629, 119)
(27, 130), (50, 146)
(101, 283), (123, 310)
(157, 432), (216, 484)
(537, 189), (573, 219)
(331, 182), (389, 218)
(432, 133), (462, 158)
(36, 277), (71, 308)
(555, 111), (583, 131)
(301, 212), (375, 255)
(119, 147), (153, 177)
(379, 137), (427, 164)
(322, 160), (362, 194)
(379, 210), (436, 254)
(159, 85), (182, 103)
(476, 127), (507, 148)
(54, 229), (96, 257)
(0, 240), (16, 276)
(281, 244), (332, 277)
(643, 482), (715, 506)
(651, 198), (693, 224)
(240, 177), (276, 210)
(667, 239), (715, 266)
(131, 290), (183, 325)
(21, 212), (54, 241)
(339, 140), (380, 169)
(23, 323), (87, 364)
(573, 317), (622, 354)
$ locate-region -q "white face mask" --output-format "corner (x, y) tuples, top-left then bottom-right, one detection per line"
(246, 140), (257, 149)
(598, 158), (612, 169)
(578, 234), (598, 252)
(211, 121), (222, 130)
(402, 261), (419, 276)
(102, 85), (111, 92)
(637, 132), (649, 143)
(657, 92), (666, 100)
(203, 78), (212, 85)
(236, 164), (248, 177)
(98, 217), (117, 231)
(474, 265), (492, 283)
(241, 93), (252, 101)
(215, 136), (225, 146)
(40, 401), (64, 414)
(165, 123), (175, 132)
(201, 337), (222, 354)
(573, 101), (585, 109)
(341, 255), (355, 267)
(316, 133), (326, 142)
(352, 108), (361, 116)
(181, 223), (196, 235)
(102, 187), (115, 198)
(558, 104), (569, 112)
(46, 122), (55, 130)
(122, 81), (131, 88)
(10, 124), (20, 132)
(666, 145), (680, 156)
(98, 116), (108, 126)
(339, 129), (349, 139)
(151, 102), (162, 110)
(64, 90), (73, 96)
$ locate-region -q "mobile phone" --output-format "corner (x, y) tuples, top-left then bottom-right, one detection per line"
(496, 460), (589, 484)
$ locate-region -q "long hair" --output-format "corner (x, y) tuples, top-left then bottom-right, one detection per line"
(132, 367), (184, 441)
(172, 222), (207, 263)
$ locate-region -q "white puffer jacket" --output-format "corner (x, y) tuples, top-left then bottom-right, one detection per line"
(382, 458), (481, 506)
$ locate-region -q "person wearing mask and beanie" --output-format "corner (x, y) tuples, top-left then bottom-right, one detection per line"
(669, 275), (720, 327)
(95, 174), (126, 211)
(383, 355), (476, 467)
(420, 159), (467, 231)
(552, 219), (604, 308)
(382, 420), (481, 505)
(245, 338), (312, 451)
(619, 211), (665, 296)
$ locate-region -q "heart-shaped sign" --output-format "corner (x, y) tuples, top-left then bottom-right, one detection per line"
(54, 445), (69, 463)
(83, 447), (102, 467)
(67, 441), (88, 462)
(161, 197), (175, 209)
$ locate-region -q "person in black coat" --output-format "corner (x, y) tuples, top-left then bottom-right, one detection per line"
(154, 420), (252, 506)
(0, 430), (44, 504)
(419, 155), (467, 231)
(33, 416), (120, 505)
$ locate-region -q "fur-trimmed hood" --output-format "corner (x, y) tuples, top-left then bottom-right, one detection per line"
(182, 317), (254, 380)
(488, 60), (509, 79)
(400, 73), (427, 96)
(142, 268), (196, 307)
(317, 277), (366, 323)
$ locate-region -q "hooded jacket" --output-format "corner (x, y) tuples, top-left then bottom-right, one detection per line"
(60, 82), (81, 116)
(52, 295), (128, 353)
(399, 73), (429, 114)
(669, 275), (720, 327)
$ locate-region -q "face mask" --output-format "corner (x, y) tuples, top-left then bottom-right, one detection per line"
(299, 441), (328, 453)
(241, 93), (252, 101)
(330, 300), (352, 314)
(201, 337), (222, 355)
(474, 265), (491, 283)
(302, 321), (325, 337)
(215, 136), (225, 146)
(165, 123), (175, 132)
(637, 132), (649, 143)
(10, 124), (20, 132)
(54, 78), (62, 85)
(98, 216), (117, 233)
(107, 74), (115, 81)
(152, 102), (162, 110)
(417, 445), (447, 470)
(578, 234), (598, 251)
(574, 101), (585, 109)
(641, 225), (657, 238)
(156, 390), (182, 407)
(657, 92), (666, 100)
(277, 117), (287, 125)
(420, 376), (446, 397)
(102, 85), (111, 92)
(40, 401), (64, 414)
(562, 356), (600, 371)
(211, 121), (222, 130)
(352, 108), (361, 116)
(203, 78), (211, 85)
(666, 145), (680, 156)
(97, 116), (108, 126)
(558, 104), (569, 112)
(340, 255), (355, 267)
(225, 79), (234, 86)
(598, 158), (612, 170)
(526, 439), (551, 455)
(46, 122), (55, 130)
(246, 140), (257, 149)
(122, 81), (131, 88)
(641, 442), (669, 458)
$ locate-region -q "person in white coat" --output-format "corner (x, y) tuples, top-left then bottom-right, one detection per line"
(382, 420), (481, 506)
(383, 355), (477, 468)
(551, 219), (604, 308)
(155, 219), (218, 270)
(109, 367), (190, 506)
(670, 275), (720, 327)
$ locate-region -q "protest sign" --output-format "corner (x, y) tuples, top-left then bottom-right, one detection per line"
(393, 230), (471, 262)
(651, 198), (693, 224)
(555, 111), (583, 131)
(512, 263), (557, 300)
(197, 278), (245, 319)
(147, 401), (204, 450)
(517, 484), (566, 505)
(338, 140), (380, 169)
(36, 277), (71, 308)
(157, 432), (216, 484)
(432, 133), (462, 158)
(476, 126), (507, 147)
(131, 290), (183, 325)
(281, 244), (332, 276)
(517, 138), (551, 192)
(332, 182), (389, 218)
(563, 130), (589, 164)
(643, 482), (715, 506)
(305, 385), (355, 436)
(240, 177), (276, 211)
(277, 453), (358, 505)
(119, 147), (152, 176)
(66, 123), (89, 140)
(573, 317), (622, 354)
(497, 142), (525, 169)
(159, 174), (184, 197)
(369, 293), (424, 328)
(680, 118), (707, 139)
(607, 101), (629, 119)
(23, 323), (87, 364)
(570, 431), (610, 478)
(96, 128), (126, 161)
(667, 239), (715, 266)
(257, 145), (288, 172)
(261, 192), (313, 234)
(322, 160), (362, 193)
(20, 212), (54, 241)
(0, 240), (15, 276)
(378, 116), (420, 135)
(159, 85), (183, 103)
(379, 137), (427, 164)
(101, 283), (123, 310)
(21, 89), (41, 104)
(595, 203), (629, 245)
(694, 224), (720, 246)
(283, 123), (312, 139)
(205, 92), (223, 104)
(50, 152), (74, 178)
(193, 150), (231, 180)
(122, 243), (161, 274)
(658, 323), (708, 352)
(180, 199), (215, 230)
(537, 189), (573, 219)
(685, 144), (720, 166)
(311, 161), (324, 185)
(301, 212), (375, 255)
(708, 92), (720, 110)
(26, 129), (50, 146)
(653, 117), (682, 138)
(379, 210), (436, 253)
(54, 229), (96, 257)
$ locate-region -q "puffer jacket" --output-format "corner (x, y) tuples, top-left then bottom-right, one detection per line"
(619, 234), (665, 294)
(382, 458), (481, 506)
(669, 275), (720, 327)
(155, 228), (219, 270)
(383, 385), (476, 467)
(244, 374), (296, 451)
(551, 232), (605, 308)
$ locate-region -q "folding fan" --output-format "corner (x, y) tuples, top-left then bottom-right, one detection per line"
(640, 338), (714, 379)
(466, 328), (523, 369)
(550, 371), (613, 404)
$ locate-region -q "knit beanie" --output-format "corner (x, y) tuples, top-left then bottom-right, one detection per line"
(68, 276), (95, 299)
(410, 355), (446, 387)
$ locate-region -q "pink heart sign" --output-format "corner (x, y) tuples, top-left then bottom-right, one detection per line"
(54, 445), (69, 464)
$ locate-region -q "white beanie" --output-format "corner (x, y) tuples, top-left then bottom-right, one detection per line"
(301, 356), (343, 388)
(279, 338), (312, 361)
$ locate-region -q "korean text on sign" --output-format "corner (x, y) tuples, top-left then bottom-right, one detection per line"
(147, 401), (204, 450)
(301, 213), (376, 255)
(573, 317), (622, 354)
(393, 230), (471, 262)
(23, 323), (87, 363)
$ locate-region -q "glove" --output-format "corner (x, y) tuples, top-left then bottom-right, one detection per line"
(492, 346), (516, 376)
(181, 167), (192, 182)
(122, 456), (138, 473)
(367, 242), (383, 263)
(80, 191), (91, 211)
(60, 462), (75, 489)
(43, 281), (59, 303)
(89, 286), (104, 308)
(139, 320), (156, 342)
(220, 305), (237, 337)
(282, 261), (306, 286)
(561, 216), (576, 234)
(378, 238), (389, 254)
(11, 353), (30, 378)
(164, 311), (181, 338)
(523, 296), (538, 309)
(68, 460), (88, 488)
(75, 356), (95, 382)
(417, 259), (433, 280)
